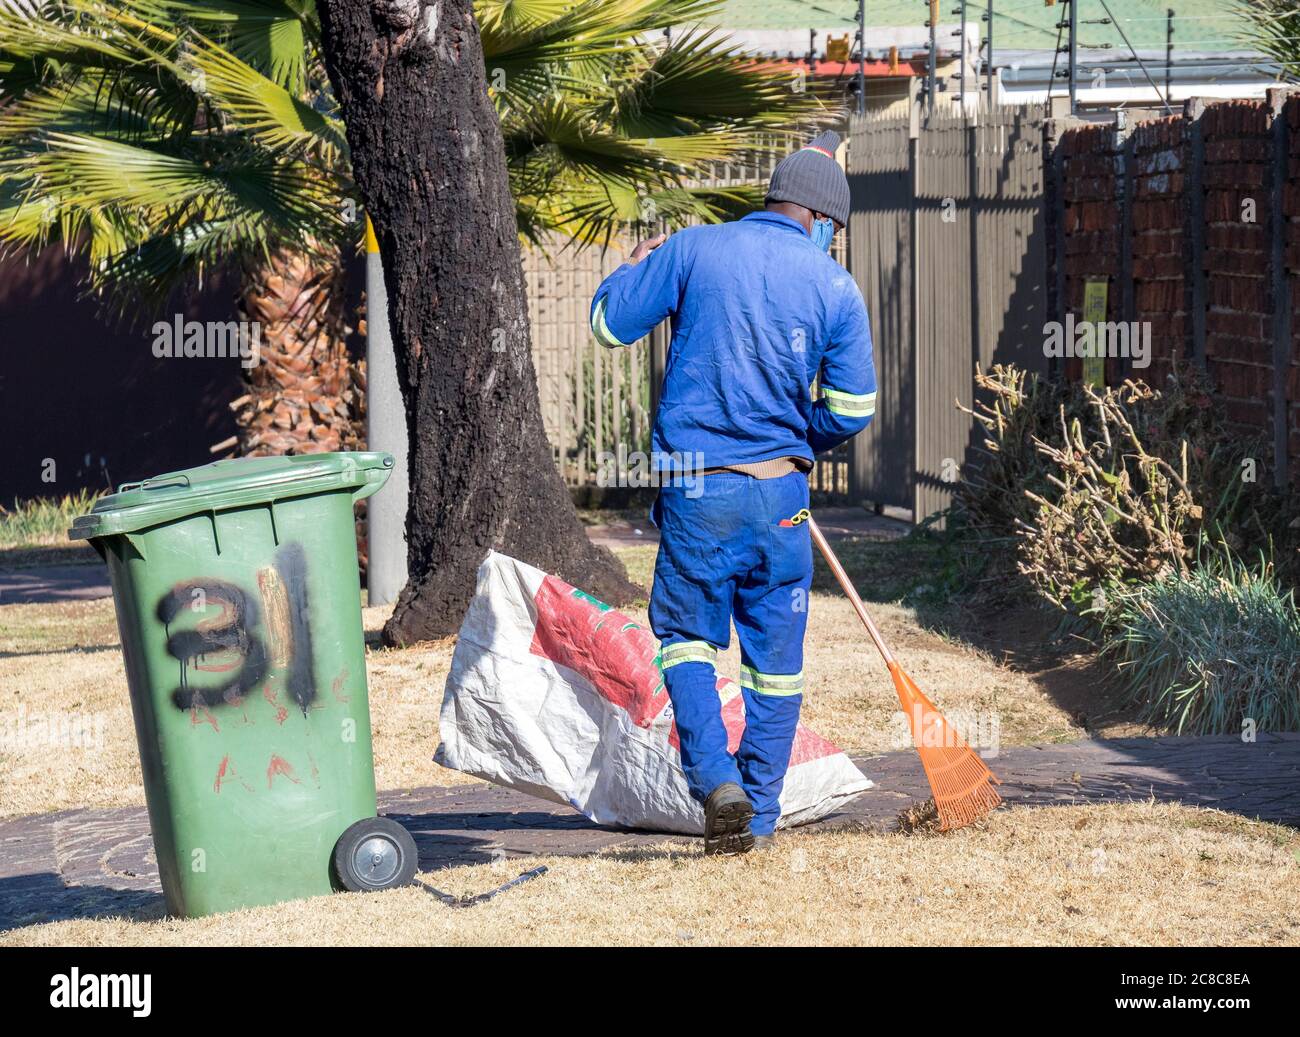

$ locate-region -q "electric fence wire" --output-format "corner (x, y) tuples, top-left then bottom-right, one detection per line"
(1047, 0), (1066, 102)
(1095, 0), (1174, 113)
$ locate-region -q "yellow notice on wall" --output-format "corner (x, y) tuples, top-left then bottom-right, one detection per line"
(1081, 279), (1109, 388)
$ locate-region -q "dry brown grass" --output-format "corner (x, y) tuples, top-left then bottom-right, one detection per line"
(2, 544), (1294, 947)
(4, 802), (1297, 947)
(0, 545), (1083, 819)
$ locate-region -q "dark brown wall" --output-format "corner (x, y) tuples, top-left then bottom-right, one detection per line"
(0, 246), (366, 504)
(0, 247), (245, 502)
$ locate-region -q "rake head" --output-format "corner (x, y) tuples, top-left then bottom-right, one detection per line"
(888, 661), (1002, 832)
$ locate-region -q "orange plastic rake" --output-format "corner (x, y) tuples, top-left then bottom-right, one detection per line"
(806, 514), (1002, 831)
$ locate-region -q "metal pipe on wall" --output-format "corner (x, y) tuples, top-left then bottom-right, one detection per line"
(364, 215), (409, 607)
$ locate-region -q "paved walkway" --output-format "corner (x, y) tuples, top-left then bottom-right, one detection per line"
(0, 509), (908, 606)
(2, 734), (1296, 930)
(0, 563), (111, 605)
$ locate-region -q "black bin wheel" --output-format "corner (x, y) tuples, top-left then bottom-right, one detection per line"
(331, 816), (418, 893)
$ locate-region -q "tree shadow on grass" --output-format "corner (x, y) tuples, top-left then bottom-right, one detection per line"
(0, 875), (166, 932)
(0, 544), (102, 570)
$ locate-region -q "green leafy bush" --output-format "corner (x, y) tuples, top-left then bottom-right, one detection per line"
(1099, 549), (1300, 735)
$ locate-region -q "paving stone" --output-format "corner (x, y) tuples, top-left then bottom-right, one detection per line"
(2, 734), (1296, 931)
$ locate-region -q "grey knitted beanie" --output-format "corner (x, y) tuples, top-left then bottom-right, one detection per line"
(765, 130), (849, 226)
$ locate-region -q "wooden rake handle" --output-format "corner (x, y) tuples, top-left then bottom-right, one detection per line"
(806, 515), (896, 668)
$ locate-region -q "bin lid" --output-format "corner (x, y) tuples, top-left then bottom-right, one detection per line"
(69, 451), (394, 540)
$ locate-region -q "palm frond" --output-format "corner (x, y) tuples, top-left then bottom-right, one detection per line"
(0, 3), (146, 78)
(479, 0), (720, 77)
(0, 75), (195, 143)
(185, 29), (346, 161)
(604, 26), (832, 136)
(16, 131), (218, 210)
(130, 0), (319, 92)
(1235, 0), (1300, 80)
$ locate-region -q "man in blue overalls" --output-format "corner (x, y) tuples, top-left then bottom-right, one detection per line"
(589, 131), (877, 854)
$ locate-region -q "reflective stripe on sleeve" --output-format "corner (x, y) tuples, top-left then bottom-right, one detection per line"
(591, 297), (630, 349)
(822, 387), (877, 418)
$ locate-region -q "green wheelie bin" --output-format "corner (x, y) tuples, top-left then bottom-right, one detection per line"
(70, 451), (418, 917)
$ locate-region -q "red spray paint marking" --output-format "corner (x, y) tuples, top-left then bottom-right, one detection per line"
(261, 682), (289, 724)
(190, 706), (219, 733)
(529, 576), (669, 729)
(214, 755), (254, 793)
(266, 754), (301, 788)
(331, 667), (350, 704)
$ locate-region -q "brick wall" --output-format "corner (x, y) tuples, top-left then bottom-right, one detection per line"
(1059, 123), (1121, 384)
(1132, 115), (1187, 387)
(1288, 101), (1300, 474)
(1050, 95), (1300, 485)
(1201, 101), (1273, 431)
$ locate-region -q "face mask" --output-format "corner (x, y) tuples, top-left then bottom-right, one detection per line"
(811, 217), (834, 252)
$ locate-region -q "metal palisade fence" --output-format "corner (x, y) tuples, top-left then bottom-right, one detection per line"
(523, 237), (647, 487)
(848, 94), (1049, 522)
(522, 129), (854, 497)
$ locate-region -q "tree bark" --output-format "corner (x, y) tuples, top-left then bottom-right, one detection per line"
(232, 244), (362, 458)
(315, 0), (639, 644)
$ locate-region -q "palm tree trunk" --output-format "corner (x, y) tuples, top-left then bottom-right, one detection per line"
(315, 0), (639, 644)
(232, 246), (363, 457)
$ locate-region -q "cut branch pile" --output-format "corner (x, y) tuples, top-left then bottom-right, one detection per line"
(1016, 380), (1198, 607)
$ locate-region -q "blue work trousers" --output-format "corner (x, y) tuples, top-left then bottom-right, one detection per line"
(649, 471), (812, 835)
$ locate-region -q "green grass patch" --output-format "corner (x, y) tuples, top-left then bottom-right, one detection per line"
(1100, 551), (1300, 735)
(0, 491), (102, 550)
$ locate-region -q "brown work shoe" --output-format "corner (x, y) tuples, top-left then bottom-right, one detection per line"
(703, 782), (755, 856)
(751, 834), (777, 853)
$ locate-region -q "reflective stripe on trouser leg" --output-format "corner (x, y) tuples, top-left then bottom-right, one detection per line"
(660, 640), (738, 802)
(739, 665), (805, 696)
(661, 640), (717, 669)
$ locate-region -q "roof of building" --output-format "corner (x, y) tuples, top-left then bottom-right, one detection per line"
(713, 0), (1256, 55)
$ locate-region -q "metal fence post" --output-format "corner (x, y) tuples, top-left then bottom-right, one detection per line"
(1119, 114), (1136, 382)
(1045, 117), (1068, 380)
(909, 78), (923, 521)
(1270, 89), (1292, 490)
(1185, 97), (1207, 369)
